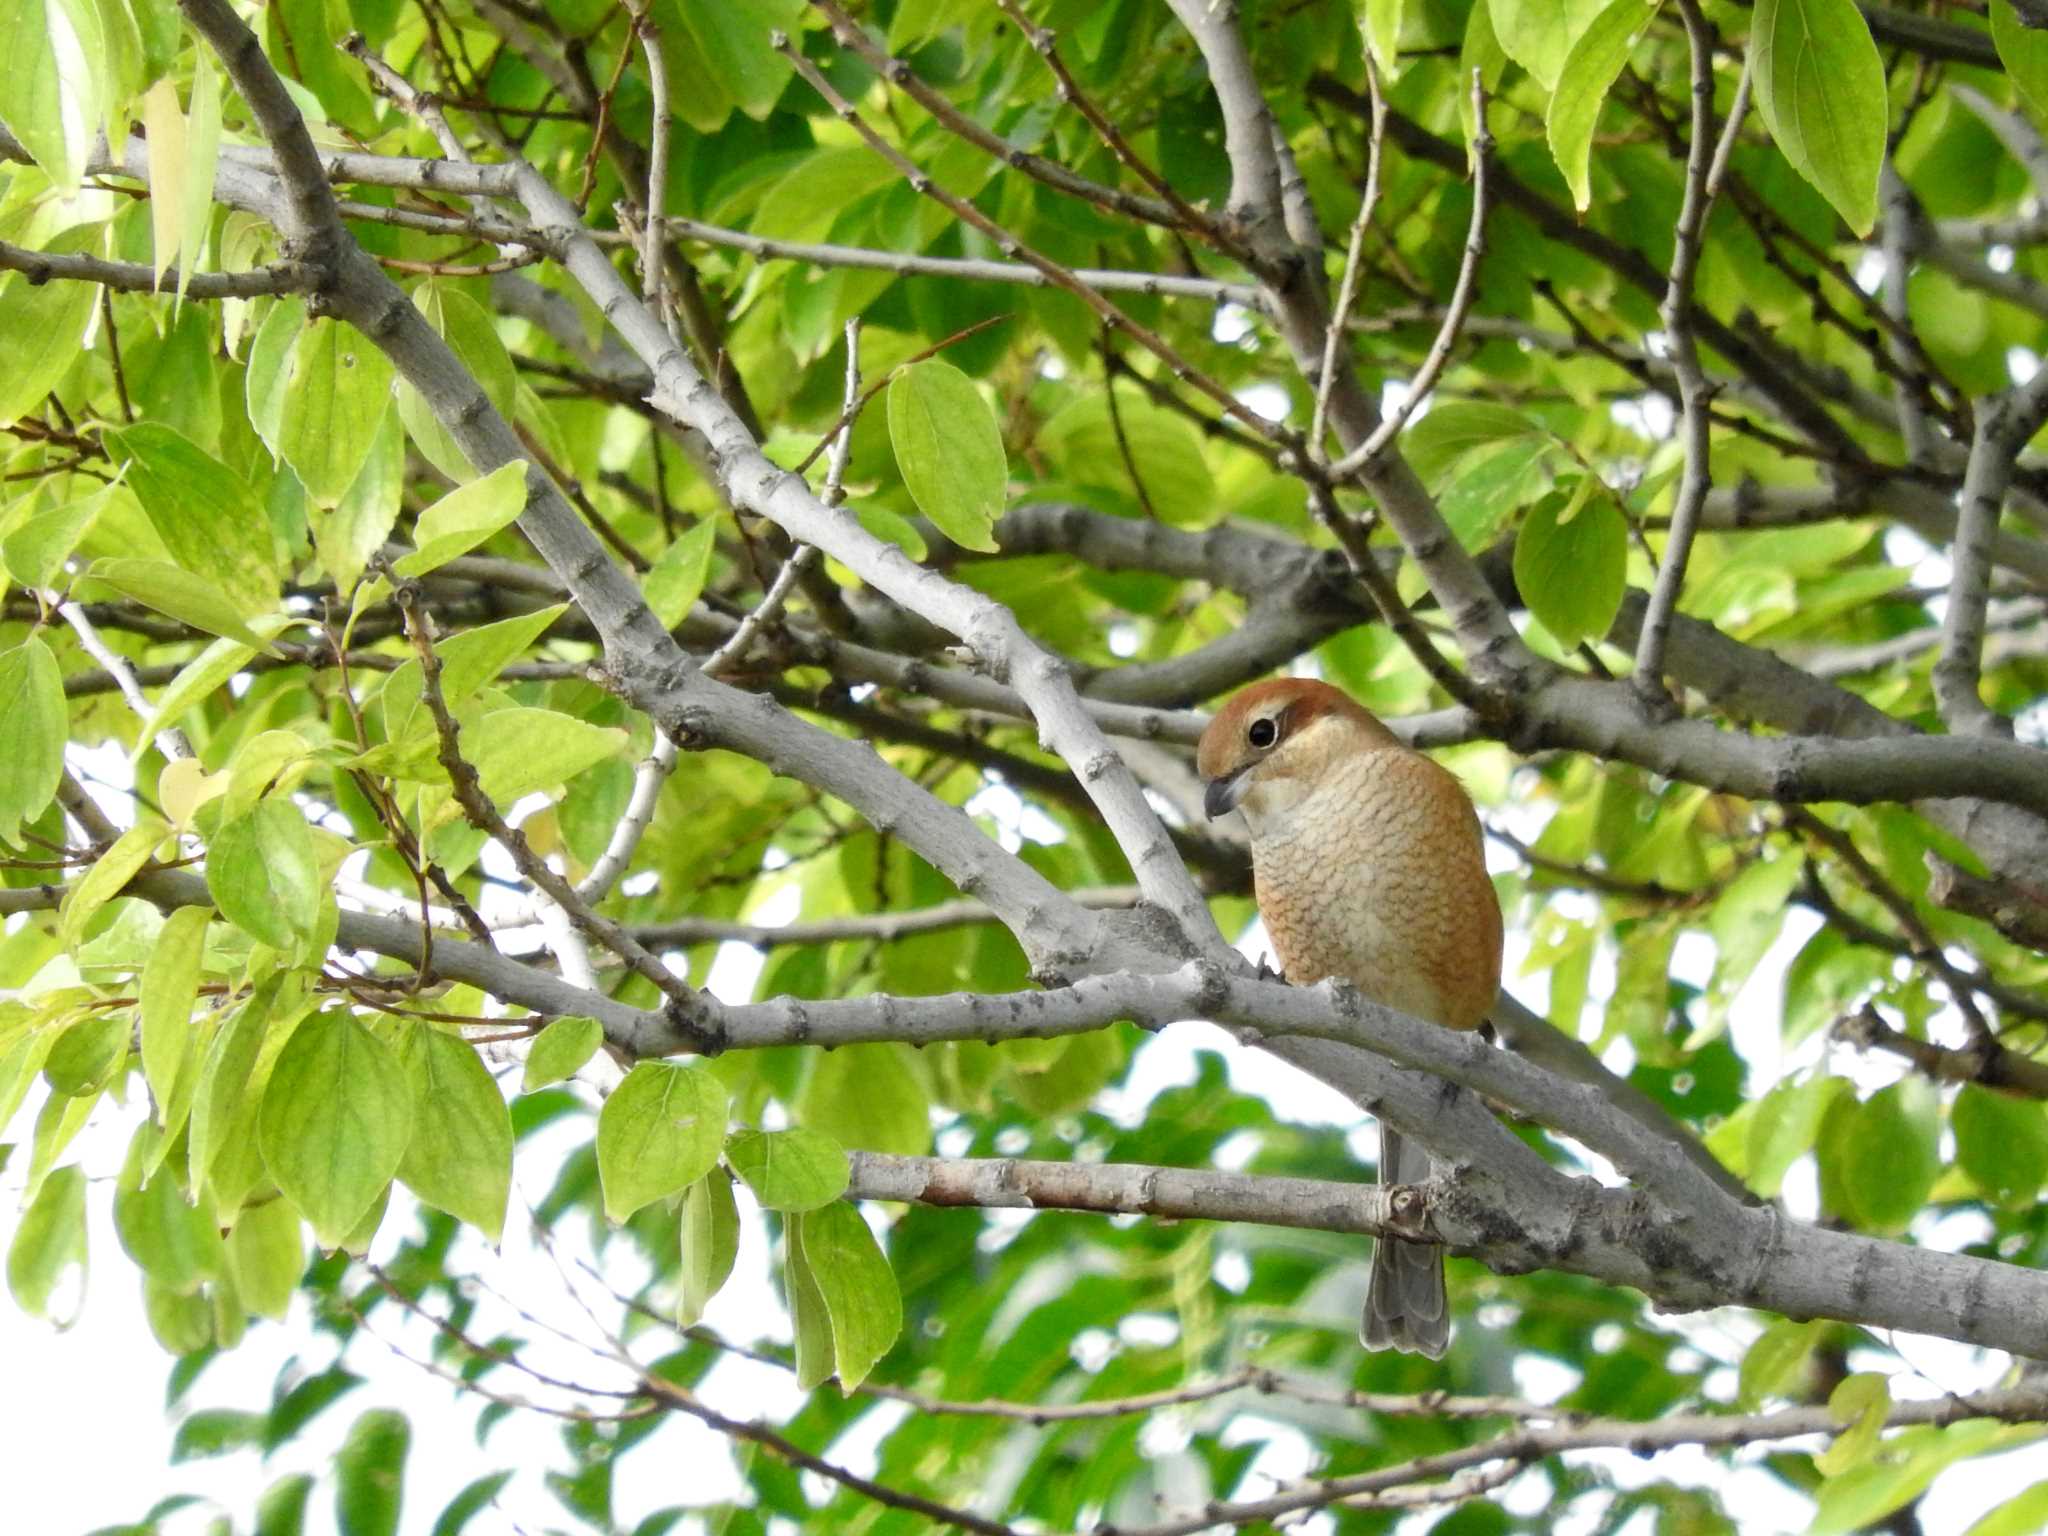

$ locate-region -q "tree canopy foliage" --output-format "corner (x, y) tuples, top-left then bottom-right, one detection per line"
(10, 0), (2048, 1530)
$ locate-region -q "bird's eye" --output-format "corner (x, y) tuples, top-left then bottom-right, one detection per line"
(1247, 717), (1278, 749)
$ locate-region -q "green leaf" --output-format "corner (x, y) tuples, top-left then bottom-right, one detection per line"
(785, 1202), (835, 1390)
(725, 1126), (849, 1212)
(177, 62), (221, 307)
(259, 1010), (416, 1248)
(7, 1162), (86, 1318)
(0, 638), (66, 845)
(1487, 0), (1609, 92)
(1039, 389), (1217, 524)
(643, 517), (718, 629)
(1460, 0), (1508, 146)
(379, 605), (571, 747)
(0, 0), (88, 190)
(391, 460), (530, 576)
(887, 360), (1006, 553)
(135, 626), (287, 753)
(277, 319), (398, 508)
(1737, 1317), (1822, 1408)
(1709, 852), (1805, 997)
(141, 907), (209, 1119)
(1402, 402), (1542, 488)
(189, 979), (286, 1214)
(334, 1408), (409, 1536)
(1953, 1084), (2048, 1208)
(1546, 0), (1658, 212)
(173, 1407), (268, 1462)
(107, 422), (279, 616)
(797, 1042), (931, 1157)
(43, 1014), (126, 1096)
(677, 1167), (739, 1328)
(144, 1273), (213, 1353)
(656, 0), (803, 127)
(522, 1015), (603, 1093)
(398, 1027), (513, 1244)
(787, 1202), (901, 1391)
(1964, 1478), (2048, 1536)
(256, 1473), (315, 1536)
(1994, 2), (2048, 127)
(1361, 0), (1404, 77)
(0, 1024), (58, 1136)
(1833, 1078), (1940, 1233)
(1815, 1422), (2042, 1534)
(394, 283), (518, 481)
(21, 1081), (96, 1207)
(466, 708), (628, 804)
(226, 1197), (304, 1321)
(0, 223), (97, 423)
(208, 799), (322, 955)
(1745, 1072), (1846, 1198)
(247, 297), (308, 456)
(114, 1130), (226, 1295)
(597, 1061), (728, 1223)
(89, 559), (277, 652)
(429, 1471), (514, 1536)
(2, 486), (108, 588)
(1514, 481), (1627, 648)
(1814, 1372), (1889, 1477)
(1749, 0), (1886, 235)
(312, 405), (406, 591)
(60, 815), (167, 951)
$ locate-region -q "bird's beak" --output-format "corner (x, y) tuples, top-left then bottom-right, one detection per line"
(1203, 768), (1249, 822)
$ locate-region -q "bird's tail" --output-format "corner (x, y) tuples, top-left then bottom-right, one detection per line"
(1362, 1122), (1449, 1359)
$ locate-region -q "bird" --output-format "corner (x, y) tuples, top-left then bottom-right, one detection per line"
(1197, 677), (1502, 1358)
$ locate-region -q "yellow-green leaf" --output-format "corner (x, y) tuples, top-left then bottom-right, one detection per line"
(725, 1126), (849, 1212)
(106, 423), (279, 616)
(643, 517), (717, 629)
(392, 460), (529, 576)
(597, 1061), (728, 1224)
(787, 1202), (901, 1391)
(1750, 0), (1885, 235)
(226, 1197), (304, 1321)
(398, 1027), (512, 1244)
(1547, 0), (1659, 212)
(468, 708), (628, 804)
(677, 1167), (738, 1328)
(886, 359), (1005, 553)
(277, 319), (397, 508)
(522, 1015), (603, 1093)
(1514, 482), (1626, 649)
(394, 282), (518, 481)
(141, 907), (208, 1117)
(0, 637), (66, 845)
(7, 1162), (86, 1319)
(207, 799), (322, 956)
(60, 816), (167, 951)
(89, 559), (275, 652)
(258, 1010), (415, 1249)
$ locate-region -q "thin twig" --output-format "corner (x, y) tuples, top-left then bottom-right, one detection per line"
(622, 0), (677, 343)
(1326, 70), (1491, 479)
(1310, 56), (1386, 456)
(1631, 15), (1747, 707)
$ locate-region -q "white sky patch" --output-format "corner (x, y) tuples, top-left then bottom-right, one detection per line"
(1212, 305), (1255, 346)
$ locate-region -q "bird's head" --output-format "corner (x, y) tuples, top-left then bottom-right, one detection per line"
(1196, 678), (1401, 826)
